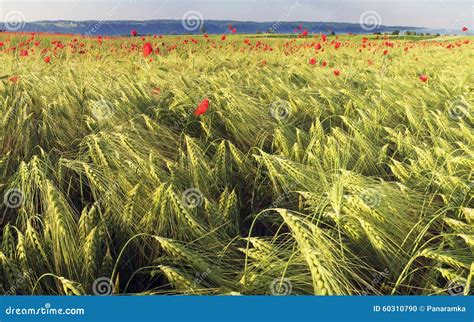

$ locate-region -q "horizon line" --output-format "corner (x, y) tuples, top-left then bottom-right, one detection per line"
(1, 19), (427, 29)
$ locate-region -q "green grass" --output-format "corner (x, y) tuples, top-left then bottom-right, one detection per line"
(0, 32), (473, 295)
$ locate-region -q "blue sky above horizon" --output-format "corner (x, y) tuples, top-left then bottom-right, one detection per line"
(0, 0), (473, 29)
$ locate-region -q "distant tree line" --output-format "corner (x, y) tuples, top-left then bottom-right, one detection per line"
(373, 30), (440, 37)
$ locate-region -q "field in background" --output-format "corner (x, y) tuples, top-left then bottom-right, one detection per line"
(0, 32), (473, 295)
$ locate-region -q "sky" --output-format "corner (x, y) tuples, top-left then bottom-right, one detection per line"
(0, 0), (473, 29)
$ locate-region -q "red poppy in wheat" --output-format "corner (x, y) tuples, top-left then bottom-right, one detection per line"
(9, 76), (19, 83)
(333, 69), (341, 76)
(419, 75), (429, 82)
(309, 58), (317, 65)
(0, 42), (4, 47)
(131, 29), (138, 37)
(321, 61), (327, 67)
(334, 42), (341, 49)
(194, 99), (210, 116)
(44, 56), (51, 63)
(462, 27), (469, 32)
(232, 28), (237, 34)
(383, 50), (389, 55)
(143, 43), (153, 57)
(221, 35), (226, 41)
(20, 50), (29, 57)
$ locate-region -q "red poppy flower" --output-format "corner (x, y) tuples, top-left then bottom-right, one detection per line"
(333, 69), (341, 76)
(315, 43), (322, 50)
(221, 35), (226, 41)
(419, 75), (428, 82)
(309, 58), (317, 65)
(131, 29), (138, 37)
(232, 28), (237, 34)
(9, 76), (19, 83)
(334, 42), (341, 49)
(321, 34), (327, 42)
(44, 56), (51, 63)
(0, 42), (4, 47)
(194, 98), (210, 116)
(143, 43), (153, 57)
(462, 26), (468, 32)
(321, 61), (327, 67)
(301, 29), (308, 37)
(383, 49), (389, 55)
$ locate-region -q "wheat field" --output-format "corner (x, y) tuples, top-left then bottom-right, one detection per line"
(0, 32), (473, 295)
